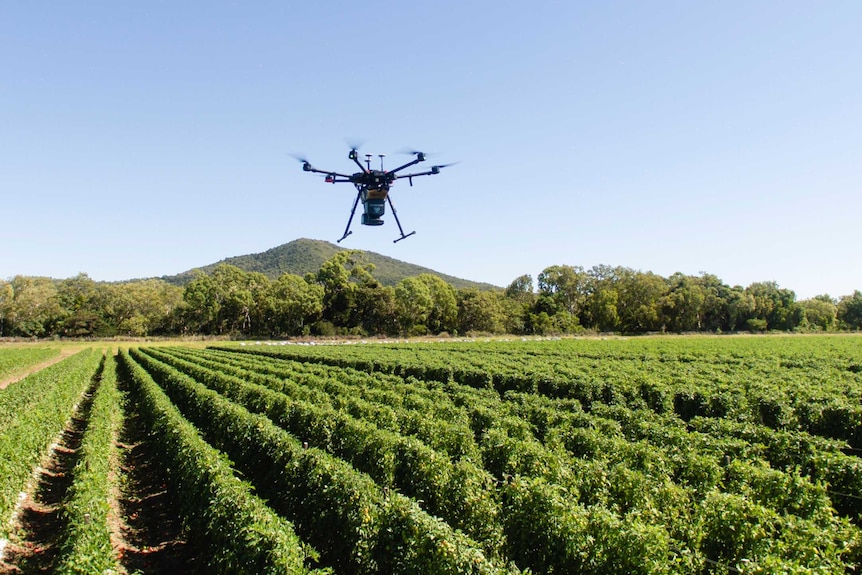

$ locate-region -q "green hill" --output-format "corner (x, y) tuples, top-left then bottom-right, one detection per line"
(160, 238), (498, 290)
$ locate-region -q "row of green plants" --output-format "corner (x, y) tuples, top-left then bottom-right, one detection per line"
(0, 346), (60, 381)
(141, 346), (504, 553)
(154, 345), (862, 573)
(53, 353), (122, 575)
(126, 348), (517, 575)
(202, 344), (857, 515)
(221, 336), (862, 448)
(164, 346), (480, 459)
(238, 337), (862, 518)
(147, 347), (693, 573)
(0, 349), (101, 542)
(118, 349), (317, 574)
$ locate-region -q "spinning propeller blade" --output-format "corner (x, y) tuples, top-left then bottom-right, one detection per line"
(345, 138), (365, 153)
(289, 153), (313, 170)
(429, 162), (458, 174)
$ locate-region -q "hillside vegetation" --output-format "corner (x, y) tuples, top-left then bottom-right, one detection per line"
(1, 243), (861, 339)
(160, 238), (496, 290)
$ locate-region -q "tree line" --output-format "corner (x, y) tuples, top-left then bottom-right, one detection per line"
(1, 251), (861, 338)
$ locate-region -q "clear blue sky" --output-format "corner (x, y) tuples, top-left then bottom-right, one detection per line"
(2, 2), (860, 299)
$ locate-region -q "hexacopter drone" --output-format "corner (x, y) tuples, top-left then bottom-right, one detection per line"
(296, 146), (454, 243)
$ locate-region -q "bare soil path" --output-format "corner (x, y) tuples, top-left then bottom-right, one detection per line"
(110, 377), (201, 574)
(0, 349), (80, 391)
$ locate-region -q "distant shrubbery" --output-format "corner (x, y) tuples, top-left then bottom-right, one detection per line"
(1, 252), (860, 338)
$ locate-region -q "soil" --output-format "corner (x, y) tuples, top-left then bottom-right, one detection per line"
(109, 379), (201, 574)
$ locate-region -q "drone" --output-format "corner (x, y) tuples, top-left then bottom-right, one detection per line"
(296, 147), (454, 243)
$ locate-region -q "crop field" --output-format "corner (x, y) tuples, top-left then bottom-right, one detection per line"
(1, 335), (861, 574)
(0, 347), (61, 386)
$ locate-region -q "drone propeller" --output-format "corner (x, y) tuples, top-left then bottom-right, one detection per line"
(430, 162), (458, 173)
(396, 148), (430, 162)
(289, 152), (309, 162)
(345, 138), (366, 153)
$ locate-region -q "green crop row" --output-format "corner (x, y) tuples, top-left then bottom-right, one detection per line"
(117, 349), (315, 575)
(161, 346), (479, 460)
(214, 345), (860, 524)
(53, 353), (122, 575)
(126, 348), (517, 575)
(207, 344), (862, 573)
(219, 337), (862, 447)
(155, 347), (713, 572)
(0, 349), (101, 541)
(0, 350), (80, 430)
(0, 346), (60, 382)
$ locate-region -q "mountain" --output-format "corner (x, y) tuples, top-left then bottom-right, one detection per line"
(160, 238), (498, 290)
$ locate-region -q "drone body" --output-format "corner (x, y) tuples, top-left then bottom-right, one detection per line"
(298, 147), (452, 243)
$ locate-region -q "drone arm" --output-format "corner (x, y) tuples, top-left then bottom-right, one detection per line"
(387, 156), (424, 174)
(393, 169), (437, 180)
(348, 149), (368, 173)
(304, 165), (353, 179)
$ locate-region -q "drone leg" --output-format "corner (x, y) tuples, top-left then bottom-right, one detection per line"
(387, 195), (416, 243)
(338, 190), (361, 243)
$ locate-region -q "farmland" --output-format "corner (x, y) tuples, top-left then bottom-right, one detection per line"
(0, 347), (61, 387)
(1, 335), (861, 573)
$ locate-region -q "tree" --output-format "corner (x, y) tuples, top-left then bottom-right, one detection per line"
(725, 287), (756, 331)
(354, 284), (399, 336)
(182, 272), (221, 334)
(0, 280), (13, 336)
(394, 277), (433, 335)
(661, 274), (706, 332)
(264, 274), (324, 336)
(745, 281), (802, 331)
(315, 251), (377, 329)
(56, 273), (108, 337)
(838, 291), (862, 330)
(615, 270), (666, 333)
(798, 295), (837, 331)
(211, 265), (269, 334)
(100, 279), (182, 337)
(538, 265), (588, 317)
(537, 265), (588, 331)
(505, 274), (535, 302)
(458, 288), (506, 335)
(417, 274), (458, 334)
(5, 276), (63, 337)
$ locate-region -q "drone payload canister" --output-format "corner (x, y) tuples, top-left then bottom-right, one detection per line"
(296, 147), (454, 243)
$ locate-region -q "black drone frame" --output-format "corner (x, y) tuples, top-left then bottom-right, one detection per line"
(299, 148), (451, 243)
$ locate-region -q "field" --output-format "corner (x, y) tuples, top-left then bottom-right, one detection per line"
(1, 335), (861, 574)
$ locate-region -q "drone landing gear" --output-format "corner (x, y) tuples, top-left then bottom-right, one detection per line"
(387, 195), (415, 243)
(337, 189), (415, 243)
(337, 190), (361, 243)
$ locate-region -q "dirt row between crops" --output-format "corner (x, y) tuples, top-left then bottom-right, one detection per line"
(0, 366), (200, 574)
(0, 349), (80, 391)
(0, 378), (98, 572)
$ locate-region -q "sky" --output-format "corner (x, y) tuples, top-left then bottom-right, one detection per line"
(2, 2), (860, 300)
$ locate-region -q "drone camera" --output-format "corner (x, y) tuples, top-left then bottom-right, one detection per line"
(361, 198), (386, 226)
